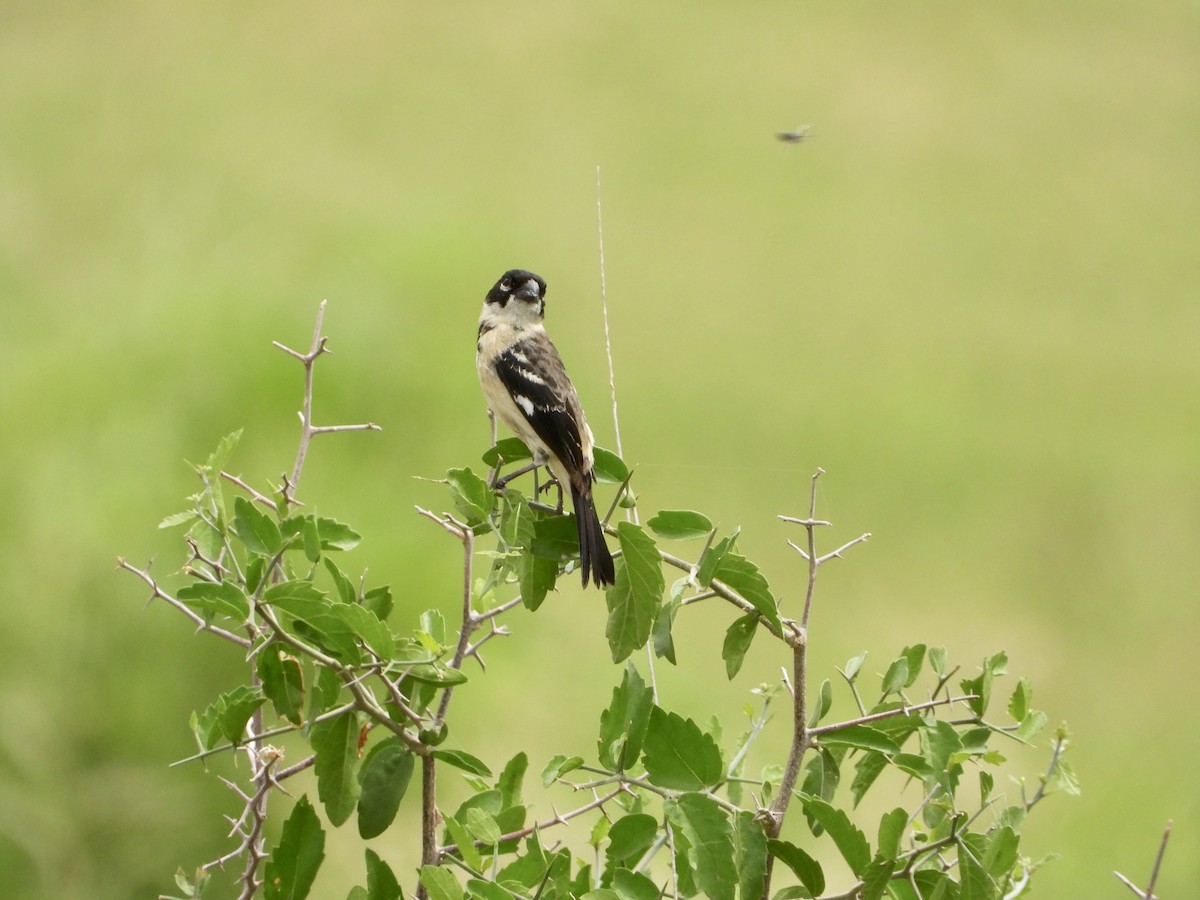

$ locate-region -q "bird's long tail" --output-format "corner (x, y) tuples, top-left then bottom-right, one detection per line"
(571, 484), (615, 588)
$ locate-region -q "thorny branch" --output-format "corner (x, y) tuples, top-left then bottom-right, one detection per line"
(272, 298), (380, 496)
(761, 469), (869, 900)
(125, 302), (383, 899)
(1114, 819), (1172, 900)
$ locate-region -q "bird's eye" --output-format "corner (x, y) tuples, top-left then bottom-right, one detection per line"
(500, 276), (512, 290)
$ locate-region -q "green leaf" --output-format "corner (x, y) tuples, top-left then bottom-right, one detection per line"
(1008, 677), (1032, 723)
(619, 521), (664, 593)
(1016, 709), (1048, 742)
(859, 856), (897, 900)
(800, 746), (840, 806)
(928, 645), (948, 675)
(263, 796), (325, 900)
(307, 666), (342, 721)
(418, 865), (463, 900)
(800, 796), (871, 876)
(960, 651), (1008, 717)
(158, 509), (198, 529)
(606, 814), (659, 868)
(315, 517), (361, 551)
(592, 446), (630, 483)
(176, 581), (249, 622)
(417, 609), (448, 653)
(819, 725), (902, 756)
(712, 551), (781, 633)
(265, 581), (393, 662)
(652, 596), (679, 664)
(233, 496), (284, 557)
(842, 651), (868, 682)
(363, 585), (393, 622)
(187, 517), (224, 562)
(324, 557), (357, 603)
(245, 555), (266, 594)
(482, 437), (533, 467)
(877, 807), (907, 859)
(957, 839), (994, 900)
(979, 771), (995, 806)
(215, 685), (265, 747)
(258, 644), (304, 726)
(283, 516), (364, 554)
(671, 827), (697, 896)
(303, 515), (321, 562)
(446, 467), (492, 526)
(363, 848), (402, 900)
(405, 663), (468, 687)
(502, 492), (557, 610)
(611, 868), (659, 900)
(881, 658), (909, 695)
(327, 602), (395, 660)
(722, 613), (758, 680)
(496, 751), (528, 808)
(663, 793), (736, 900)
(850, 751), (888, 807)
(530, 513), (579, 560)
(767, 839), (825, 895)
(892, 753), (934, 781)
(598, 663), (654, 771)
(204, 429), (243, 475)
(901, 644), (926, 687)
(357, 738), (414, 839)
(605, 524), (665, 663)
(642, 706), (723, 790)
(1049, 756), (1082, 796)
(732, 811), (768, 900)
(647, 510), (713, 541)
(496, 835), (562, 889)
(433, 749), (492, 777)
(983, 825), (1019, 878)
(809, 679), (833, 727)
(770, 889), (816, 900)
(465, 880), (514, 900)
(696, 530), (738, 588)
(465, 807), (502, 845)
(442, 815), (482, 873)
(263, 580), (327, 605)
(922, 720), (964, 784)
(995, 805), (1026, 833)
(311, 711), (361, 827)
(541, 754), (584, 786)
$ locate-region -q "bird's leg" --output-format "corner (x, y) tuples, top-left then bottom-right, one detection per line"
(485, 409), (504, 487)
(538, 474), (563, 513)
(493, 460), (540, 490)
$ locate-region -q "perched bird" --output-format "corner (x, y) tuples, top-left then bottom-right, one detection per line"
(476, 268), (616, 588)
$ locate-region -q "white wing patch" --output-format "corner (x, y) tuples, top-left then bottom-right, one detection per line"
(515, 394), (535, 417)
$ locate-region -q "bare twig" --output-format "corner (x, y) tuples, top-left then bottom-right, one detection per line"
(762, 469), (858, 900)
(220, 471), (283, 510)
(116, 558), (251, 648)
(1114, 820), (1172, 900)
(273, 300), (380, 495)
(809, 694), (978, 737)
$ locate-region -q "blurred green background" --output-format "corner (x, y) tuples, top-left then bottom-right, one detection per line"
(2, 0), (1198, 896)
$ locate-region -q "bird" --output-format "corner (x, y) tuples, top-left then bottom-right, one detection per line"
(775, 124), (812, 144)
(476, 268), (616, 588)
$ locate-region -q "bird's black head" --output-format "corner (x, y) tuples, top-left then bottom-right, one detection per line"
(486, 269), (547, 316)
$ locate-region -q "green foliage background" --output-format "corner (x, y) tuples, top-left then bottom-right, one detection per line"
(2, 1), (1197, 896)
